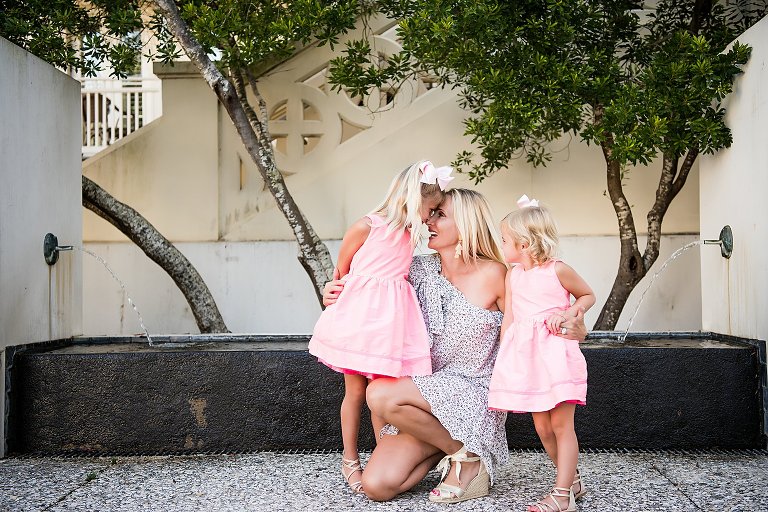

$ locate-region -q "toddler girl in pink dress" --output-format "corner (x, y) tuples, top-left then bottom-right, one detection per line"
(488, 195), (595, 512)
(308, 160), (451, 493)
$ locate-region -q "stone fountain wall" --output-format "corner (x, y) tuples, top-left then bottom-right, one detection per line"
(0, 38), (83, 457)
(700, 16), (768, 441)
(700, 17), (768, 343)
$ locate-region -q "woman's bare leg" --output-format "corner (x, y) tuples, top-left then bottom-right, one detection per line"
(362, 431), (443, 501)
(370, 412), (386, 444)
(367, 378), (461, 454)
(367, 378), (480, 491)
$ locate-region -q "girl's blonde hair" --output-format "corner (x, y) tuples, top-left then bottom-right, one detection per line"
(502, 203), (559, 265)
(447, 188), (505, 265)
(371, 161), (443, 245)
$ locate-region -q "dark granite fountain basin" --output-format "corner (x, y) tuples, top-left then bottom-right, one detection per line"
(3, 332), (765, 455)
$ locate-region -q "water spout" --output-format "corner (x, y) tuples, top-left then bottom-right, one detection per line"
(619, 226), (734, 342)
(43, 233), (72, 265)
(43, 233), (154, 345)
(702, 225), (733, 259)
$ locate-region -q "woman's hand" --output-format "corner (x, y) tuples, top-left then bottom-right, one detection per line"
(322, 279), (346, 307)
(560, 308), (588, 341)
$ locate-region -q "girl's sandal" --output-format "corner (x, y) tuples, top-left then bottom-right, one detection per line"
(572, 470), (586, 500)
(428, 446), (490, 503)
(528, 487), (577, 512)
(341, 457), (364, 494)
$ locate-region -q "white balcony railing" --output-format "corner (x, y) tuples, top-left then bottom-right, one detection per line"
(81, 77), (161, 158)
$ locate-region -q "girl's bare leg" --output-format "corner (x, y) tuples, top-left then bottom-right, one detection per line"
(532, 411), (558, 465)
(527, 403), (578, 511)
(341, 374), (367, 462)
(362, 430), (443, 501)
(550, 403), (578, 491)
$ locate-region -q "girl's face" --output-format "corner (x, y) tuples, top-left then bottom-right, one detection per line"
(426, 195), (459, 251)
(501, 226), (525, 264)
(420, 192), (444, 223)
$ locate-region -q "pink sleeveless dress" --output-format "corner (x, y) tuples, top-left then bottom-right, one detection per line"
(308, 214), (432, 378)
(488, 259), (587, 412)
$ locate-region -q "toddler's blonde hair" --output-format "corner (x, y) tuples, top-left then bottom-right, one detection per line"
(447, 188), (505, 265)
(502, 203), (559, 265)
(371, 161), (443, 245)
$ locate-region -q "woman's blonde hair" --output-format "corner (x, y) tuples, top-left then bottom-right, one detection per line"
(447, 188), (505, 265)
(371, 161), (443, 245)
(502, 204), (559, 265)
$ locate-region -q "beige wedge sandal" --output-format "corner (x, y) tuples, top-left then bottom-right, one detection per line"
(428, 445), (490, 503)
(341, 457), (364, 494)
(528, 487), (577, 512)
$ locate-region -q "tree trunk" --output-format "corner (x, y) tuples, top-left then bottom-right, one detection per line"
(593, 141), (647, 330)
(151, 0), (335, 305)
(82, 176), (229, 333)
(594, 140), (699, 330)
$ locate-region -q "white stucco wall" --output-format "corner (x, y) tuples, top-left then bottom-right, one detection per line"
(700, 16), (768, 341)
(0, 37), (83, 456)
(82, 233), (701, 336)
(80, 18), (703, 335)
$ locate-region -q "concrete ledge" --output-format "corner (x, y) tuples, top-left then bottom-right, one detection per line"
(5, 334), (765, 455)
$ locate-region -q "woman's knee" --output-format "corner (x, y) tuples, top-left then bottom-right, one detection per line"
(366, 380), (395, 416)
(361, 471), (398, 502)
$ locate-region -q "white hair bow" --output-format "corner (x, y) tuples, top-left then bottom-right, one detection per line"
(517, 194), (539, 208)
(419, 161), (454, 191)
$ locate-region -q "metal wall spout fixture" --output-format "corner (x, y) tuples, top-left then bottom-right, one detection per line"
(703, 225), (734, 259)
(43, 233), (73, 265)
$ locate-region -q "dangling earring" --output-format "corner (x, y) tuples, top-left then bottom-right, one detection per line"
(454, 240), (463, 259)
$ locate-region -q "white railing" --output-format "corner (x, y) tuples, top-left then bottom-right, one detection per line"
(81, 77), (162, 158)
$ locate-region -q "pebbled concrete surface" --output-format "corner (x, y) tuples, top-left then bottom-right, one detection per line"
(1, 450), (766, 511)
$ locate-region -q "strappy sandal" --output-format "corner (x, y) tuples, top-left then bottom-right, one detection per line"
(428, 445), (490, 503)
(528, 487), (576, 512)
(341, 457), (364, 494)
(572, 470), (586, 500)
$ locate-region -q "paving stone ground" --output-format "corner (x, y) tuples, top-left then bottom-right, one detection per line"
(1, 450), (766, 511)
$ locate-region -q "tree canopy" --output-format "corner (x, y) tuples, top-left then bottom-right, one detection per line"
(329, 1), (767, 329)
(330, 0), (762, 180)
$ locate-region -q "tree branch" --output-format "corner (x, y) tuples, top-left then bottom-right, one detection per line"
(82, 176), (229, 333)
(643, 153), (677, 270)
(690, 0), (714, 35)
(671, 148), (699, 196)
(150, 0), (335, 303)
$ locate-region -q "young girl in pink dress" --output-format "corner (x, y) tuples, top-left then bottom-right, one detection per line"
(308, 160), (451, 493)
(488, 195), (595, 512)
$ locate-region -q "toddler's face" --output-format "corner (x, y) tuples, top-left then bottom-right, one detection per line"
(420, 192), (444, 223)
(426, 195), (458, 251)
(501, 226), (524, 264)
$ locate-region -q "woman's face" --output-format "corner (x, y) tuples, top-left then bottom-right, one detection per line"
(426, 195), (460, 251)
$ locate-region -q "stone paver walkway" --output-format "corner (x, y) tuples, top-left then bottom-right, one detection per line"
(1, 450), (766, 511)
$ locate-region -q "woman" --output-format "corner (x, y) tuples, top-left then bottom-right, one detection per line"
(323, 188), (587, 503)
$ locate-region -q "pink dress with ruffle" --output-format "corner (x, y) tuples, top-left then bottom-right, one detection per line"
(488, 259), (587, 412)
(308, 214), (432, 378)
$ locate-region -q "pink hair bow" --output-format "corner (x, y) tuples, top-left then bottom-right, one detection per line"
(419, 161), (454, 191)
(517, 194), (539, 208)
